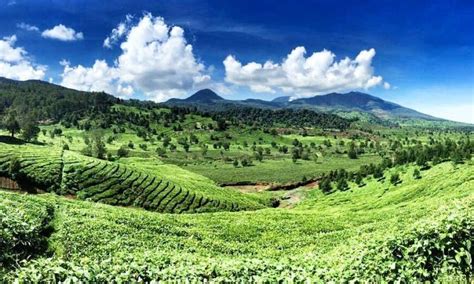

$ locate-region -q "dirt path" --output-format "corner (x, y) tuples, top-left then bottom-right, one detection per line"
(280, 181), (319, 208)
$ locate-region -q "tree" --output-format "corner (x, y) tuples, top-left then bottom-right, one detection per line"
(233, 159), (239, 168)
(83, 131), (107, 159)
(413, 168), (421, 179)
(337, 178), (349, 191)
(156, 147), (166, 157)
(348, 142), (358, 159)
(319, 178), (332, 194)
(216, 119), (227, 131)
(20, 116), (40, 142)
(373, 166), (384, 180)
(162, 136), (171, 148)
(390, 173), (401, 185)
(92, 132), (107, 160)
(200, 143), (208, 157)
(223, 142), (230, 151)
(355, 174), (364, 187)
(2, 109), (20, 138)
(117, 145), (129, 158)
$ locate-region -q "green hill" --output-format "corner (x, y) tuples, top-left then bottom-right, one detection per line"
(0, 143), (265, 213)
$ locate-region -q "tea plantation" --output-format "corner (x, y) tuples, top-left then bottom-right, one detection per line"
(0, 144), (265, 213)
(1, 161), (472, 282)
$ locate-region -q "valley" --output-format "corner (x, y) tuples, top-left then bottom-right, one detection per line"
(0, 78), (472, 282)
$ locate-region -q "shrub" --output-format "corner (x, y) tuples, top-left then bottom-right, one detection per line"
(390, 173), (401, 185)
(117, 145), (129, 158)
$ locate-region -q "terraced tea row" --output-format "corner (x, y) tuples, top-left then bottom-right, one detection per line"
(0, 146), (62, 191)
(0, 144), (264, 213)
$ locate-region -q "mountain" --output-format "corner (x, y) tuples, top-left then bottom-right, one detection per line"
(165, 89), (442, 122)
(0, 77), (465, 126)
(183, 89), (224, 103)
(288, 92), (437, 120)
(167, 89), (224, 104)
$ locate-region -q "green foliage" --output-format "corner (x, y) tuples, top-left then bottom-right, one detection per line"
(0, 195), (53, 269)
(2, 109), (20, 137)
(319, 177), (332, 193)
(0, 143), (264, 213)
(117, 145), (129, 158)
(345, 210), (473, 282)
(0, 162), (472, 282)
(413, 168), (421, 179)
(19, 115), (40, 142)
(390, 173), (401, 185)
(348, 142), (358, 159)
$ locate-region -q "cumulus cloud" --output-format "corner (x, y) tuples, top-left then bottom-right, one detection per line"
(17, 22), (39, 32)
(42, 24), (83, 41)
(61, 13), (209, 101)
(103, 14), (133, 48)
(0, 35), (46, 80)
(224, 47), (388, 97)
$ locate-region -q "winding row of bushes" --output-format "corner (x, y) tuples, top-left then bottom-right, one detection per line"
(0, 145), (264, 213)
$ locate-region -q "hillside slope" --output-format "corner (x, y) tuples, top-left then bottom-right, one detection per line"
(0, 143), (265, 213)
(1, 161), (472, 281)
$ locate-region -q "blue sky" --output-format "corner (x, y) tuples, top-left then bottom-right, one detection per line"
(0, 0), (473, 123)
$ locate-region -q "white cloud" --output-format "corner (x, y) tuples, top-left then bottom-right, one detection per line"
(61, 13), (209, 101)
(42, 24), (84, 41)
(61, 60), (119, 94)
(0, 35), (46, 80)
(224, 47), (388, 97)
(59, 59), (70, 66)
(103, 14), (133, 48)
(17, 22), (39, 32)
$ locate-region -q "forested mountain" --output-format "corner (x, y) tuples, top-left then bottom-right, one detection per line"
(0, 77), (118, 122)
(288, 92), (437, 120)
(165, 89), (449, 122)
(0, 78), (352, 131)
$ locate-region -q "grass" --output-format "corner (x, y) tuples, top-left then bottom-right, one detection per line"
(184, 153), (381, 184)
(1, 161), (472, 281)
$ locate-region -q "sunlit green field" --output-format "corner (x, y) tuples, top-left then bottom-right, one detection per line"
(2, 161), (472, 281)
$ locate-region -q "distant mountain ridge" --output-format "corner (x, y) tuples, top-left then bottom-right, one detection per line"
(0, 77), (467, 126)
(164, 89), (440, 122)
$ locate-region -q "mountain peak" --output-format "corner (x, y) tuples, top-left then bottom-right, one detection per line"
(184, 89), (224, 103)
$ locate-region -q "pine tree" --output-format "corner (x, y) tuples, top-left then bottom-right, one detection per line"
(337, 178), (349, 191)
(319, 178), (332, 194)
